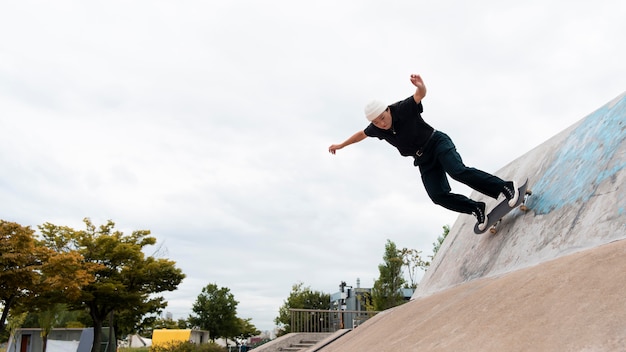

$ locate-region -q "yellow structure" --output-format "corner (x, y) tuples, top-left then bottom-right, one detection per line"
(152, 329), (210, 347)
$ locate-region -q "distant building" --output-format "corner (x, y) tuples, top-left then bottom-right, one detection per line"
(330, 279), (414, 328)
(7, 327), (114, 352)
(330, 279), (371, 312)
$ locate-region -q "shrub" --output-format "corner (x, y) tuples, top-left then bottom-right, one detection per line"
(150, 341), (227, 352)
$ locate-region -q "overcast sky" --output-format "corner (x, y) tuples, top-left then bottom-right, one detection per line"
(1, 0), (624, 332)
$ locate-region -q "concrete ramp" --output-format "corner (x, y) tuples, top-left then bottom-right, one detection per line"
(414, 91), (626, 298)
(317, 92), (626, 351)
(316, 240), (626, 351)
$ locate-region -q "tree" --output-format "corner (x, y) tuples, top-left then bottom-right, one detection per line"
(177, 318), (192, 329)
(1, 219), (96, 348)
(189, 283), (240, 342)
(20, 307), (86, 330)
(39, 218), (185, 352)
(0, 221), (40, 331)
(399, 248), (428, 289)
(153, 316), (180, 330)
(275, 282), (330, 335)
(236, 317), (260, 340)
(36, 304), (65, 352)
(28, 238), (100, 352)
(356, 290), (375, 312)
(371, 240), (406, 311)
(430, 225), (450, 260)
(4, 312), (27, 343)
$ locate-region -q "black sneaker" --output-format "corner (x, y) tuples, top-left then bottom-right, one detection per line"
(502, 181), (519, 207)
(473, 202), (488, 231)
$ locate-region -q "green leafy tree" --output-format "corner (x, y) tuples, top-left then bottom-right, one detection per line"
(4, 312), (27, 343)
(356, 290), (375, 312)
(275, 282), (330, 335)
(236, 317), (260, 340)
(371, 240), (406, 311)
(21, 308), (87, 329)
(153, 316), (180, 329)
(39, 218), (185, 352)
(114, 308), (164, 342)
(189, 284), (240, 342)
(430, 225), (450, 261)
(36, 304), (66, 352)
(27, 241), (100, 352)
(177, 318), (192, 329)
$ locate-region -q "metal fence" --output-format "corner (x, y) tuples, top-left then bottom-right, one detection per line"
(289, 309), (380, 333)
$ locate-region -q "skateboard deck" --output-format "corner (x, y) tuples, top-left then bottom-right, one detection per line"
(474, 179), (531, 235)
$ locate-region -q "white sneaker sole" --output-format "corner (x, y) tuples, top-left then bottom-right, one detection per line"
(478, 215), (489, 231)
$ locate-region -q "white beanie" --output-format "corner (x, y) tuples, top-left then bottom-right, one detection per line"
(364, 100), (387, 121)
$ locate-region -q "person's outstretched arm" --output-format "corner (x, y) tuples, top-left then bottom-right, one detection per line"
(410, 74), (427, 103)
(328, 130), (367, 154)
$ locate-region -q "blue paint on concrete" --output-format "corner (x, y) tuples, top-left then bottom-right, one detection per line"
(531, 95), (626, 215)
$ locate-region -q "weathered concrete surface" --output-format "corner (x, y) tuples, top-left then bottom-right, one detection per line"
(318, 92), (626, 351)
(318, 239), (626, 352)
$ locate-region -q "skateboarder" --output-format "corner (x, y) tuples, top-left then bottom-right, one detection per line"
(328, 74), (519, 231)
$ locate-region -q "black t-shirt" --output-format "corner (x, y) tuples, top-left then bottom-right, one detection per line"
(364, 96), (435, 157)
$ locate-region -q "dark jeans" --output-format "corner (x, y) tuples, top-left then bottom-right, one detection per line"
(416, 131), (506, 214)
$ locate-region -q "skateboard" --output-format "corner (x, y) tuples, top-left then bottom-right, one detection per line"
(474, 179), (532, 235)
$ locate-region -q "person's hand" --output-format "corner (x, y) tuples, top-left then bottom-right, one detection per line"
(410, 74), (424, 87)
(328, 144), (342, 154)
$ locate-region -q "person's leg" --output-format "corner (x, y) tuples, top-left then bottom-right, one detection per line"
(420, 154), (488, 229)
(433, 133), (514, 201)
(419, 162), (481, 215)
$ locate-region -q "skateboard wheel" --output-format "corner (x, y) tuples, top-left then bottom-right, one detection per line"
(490, 227), (497, 234)
(526, 189), (533, 196)
(520, 205), (528, 212)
